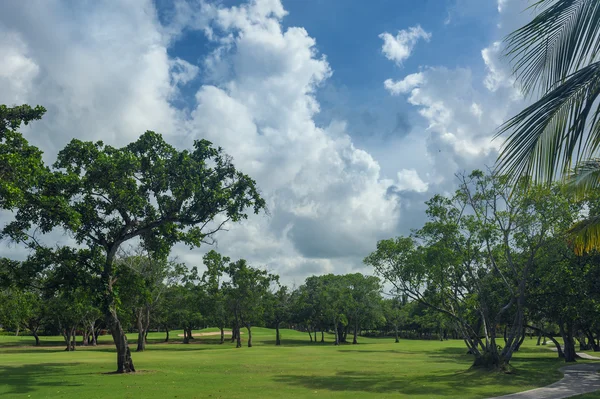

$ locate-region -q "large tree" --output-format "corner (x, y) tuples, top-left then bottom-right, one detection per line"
(224, 259), (277, 348)
(200, 250), (231, 344)
(365, 171), (574, 369)
(496, 0), (600, 253)
(115, 250), (185, 352)
(2, 122), (266, 372)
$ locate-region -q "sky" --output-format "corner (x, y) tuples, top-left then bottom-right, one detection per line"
(0, 0), (538, 286)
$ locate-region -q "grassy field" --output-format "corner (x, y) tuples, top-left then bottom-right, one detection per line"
(0, 328), (582, 398)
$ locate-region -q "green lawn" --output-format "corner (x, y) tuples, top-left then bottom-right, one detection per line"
(0, 329), (580, 398)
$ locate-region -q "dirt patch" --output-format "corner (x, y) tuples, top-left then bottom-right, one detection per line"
(176, 330), (244, 338)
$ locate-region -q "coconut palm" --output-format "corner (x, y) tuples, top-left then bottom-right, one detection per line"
(496, 0), (600, 253)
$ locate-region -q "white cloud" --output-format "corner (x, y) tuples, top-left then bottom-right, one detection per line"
(378, 0), (536, 196)
(0, 0), (406, 284)
(384, 72), (425, 95)
(396, 169), (428, 193)
(0, 0), (543, 285)
(0, 30), (39, 105)
(379, 25), (431, 66)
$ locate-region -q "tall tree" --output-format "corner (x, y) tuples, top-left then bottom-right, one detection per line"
(265, 285), (291, 346)
(496, 0), (600, 253)
(115, 250), (185, 352)
(365, 171), (574, 369)
(344, 274), (382, 345)
(224, 259), (277, 348)
(200, 250), (231, 344)
(2, 128), (265, 373)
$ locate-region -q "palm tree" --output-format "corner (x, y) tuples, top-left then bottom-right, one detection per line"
(496, 0), (600, 253)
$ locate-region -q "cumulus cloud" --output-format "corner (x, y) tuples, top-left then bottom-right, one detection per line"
(395, 169), (429, 193)
(384, 72), (425, 95)
(0, 0), (407, 284)
(0, 0), (542, 284)
(378, 0), (535, 196)
(379, 25), (431, 66)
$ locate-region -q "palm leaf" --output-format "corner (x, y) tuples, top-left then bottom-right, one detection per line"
(495, 61), (600, 183)
(568, 215), (600, 255)
(505, 0), (600, 96)
(565, 158), (600, 199)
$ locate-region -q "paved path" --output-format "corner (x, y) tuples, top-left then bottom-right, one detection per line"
(547, 347), (600, 361)
(488, 352), (600, 399)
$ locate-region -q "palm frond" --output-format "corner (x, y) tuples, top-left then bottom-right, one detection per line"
(568, 215), (600, 255)
(495, 61), (600, 183)
(565, 158), (600, 199)
(505, 0), (600, 96)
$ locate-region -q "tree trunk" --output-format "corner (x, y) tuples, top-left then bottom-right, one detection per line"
(560, 323), (577, 363)
(307, 328), (313, 342)
(586, 331), (600, 352)
(71, 328), (76, 351)
(236, 326), (242, 348)
(536, 330), (542, 346)
(136, 330), (146, 352)
(82, 327), (89, 346)
(514, 327), (526, 352)
(352, 322), (358, 344)
(395, 325), (399, 343)
(472, 348), (504, 370)
(32, 329), (40, 346)
(231, 325), (237, 343)
(220, 327), (225, 344)
(63, 329), (71, 351)
(107, 309), (135, 372)
(321, 330), (324, 343)
(164, 327), (169, 343)
(103, 250), (135, 373)
(89, 321), (97, 346)
(276, 324), (281, 346)
(187, 327), (194, 340)
(15, 326), (19, 336)
(136, 312), (146, 352)
(247, 324), (253, 348)
(333, 320), (340, 346)
(183, 327), (189, 344)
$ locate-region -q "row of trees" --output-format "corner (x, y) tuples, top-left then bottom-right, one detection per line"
(364, 170), (600, 369)
(1, 249), (452, 350)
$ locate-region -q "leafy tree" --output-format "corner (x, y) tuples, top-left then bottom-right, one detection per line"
(171, 282), (203, 344)
(382, 297), (405, 343)
(265, 285), (292, 346)
(0, 104), (47, 210)
(496, 0), (600, 253)
(115, 250), (185, 351)
(365, 171), (574, 369)
(344, 273), (382, 344)
(200, 250), (231, 344)
(2, 126), (266, 372)
(292, 276), (328, 343)
(224, 259), (277, 348)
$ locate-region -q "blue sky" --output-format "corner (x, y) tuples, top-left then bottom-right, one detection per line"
(0, 0), (532, 283)
(165, 0), (500, 140)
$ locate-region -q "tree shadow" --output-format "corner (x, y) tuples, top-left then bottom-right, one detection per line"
(0, 363), (82, 396)
(273, 358), (562, 397)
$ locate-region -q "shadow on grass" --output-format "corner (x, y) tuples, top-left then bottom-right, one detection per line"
(0, 363), (82, 396)
(273, 357), (563, 397)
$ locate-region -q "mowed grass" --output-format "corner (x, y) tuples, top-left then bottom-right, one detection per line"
(0, 328), (575, 398)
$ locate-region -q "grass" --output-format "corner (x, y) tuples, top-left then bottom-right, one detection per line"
(0, 328), (582, 398)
